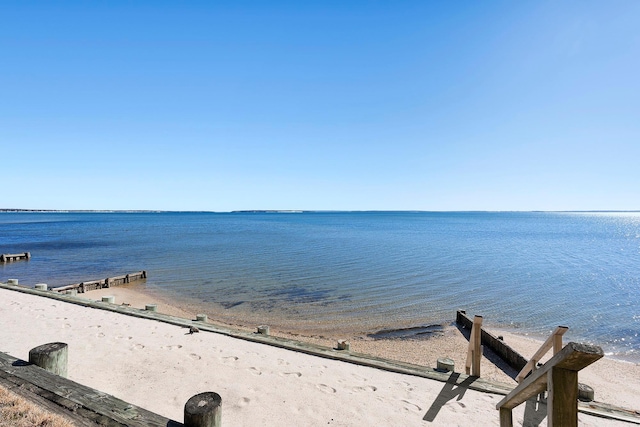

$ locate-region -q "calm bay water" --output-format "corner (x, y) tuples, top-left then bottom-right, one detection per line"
(1, 211), (639, 361)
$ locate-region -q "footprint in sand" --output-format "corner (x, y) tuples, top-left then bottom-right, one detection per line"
(279, 372), (302, 378)
(352, 386), (377, 393)
(237, 397), (250, 407)
(401, 400), (422, 412)
(249, 367), (262, 376)
(351, 373), (367, 381)
(133, 344), (145, 350)
(316, 384), (336, 394)
(163, 345), (183, 350)
(97, 332), (106, 338)
(277, 359), (289, 366)
(62, 323), (72, 329)
(189, 353), (201, 360)
(222, 356), (238, 363)
(88, 325), (102, 329)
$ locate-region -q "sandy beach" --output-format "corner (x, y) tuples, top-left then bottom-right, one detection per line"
(1, 286), (639, 426)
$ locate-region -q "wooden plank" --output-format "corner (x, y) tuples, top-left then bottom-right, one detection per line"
(497, 342), (603, 411)
(0, 352), (182, 427)
(0, 371), (103, 427)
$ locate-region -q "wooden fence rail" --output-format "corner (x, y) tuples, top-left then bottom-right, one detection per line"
(516, 326), (568, 383)
(496, 342), (603, 427)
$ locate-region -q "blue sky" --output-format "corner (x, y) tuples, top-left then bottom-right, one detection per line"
(1, 1), (639, 211)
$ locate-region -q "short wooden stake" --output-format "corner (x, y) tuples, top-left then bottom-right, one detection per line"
(337, 340), (350, 351)
(35, 283), (48, 291)
(102, 296), (115, 304)
(196, 314), (208, 322)
(28, 342), (68, 378)
(184, 392), (222, 427)
(7, 279), (18, 285)
(257, 325), (270, 335)
(578, 382), (595, 402)
(145, 304), (158, 312)
(436, 357), (455, 372)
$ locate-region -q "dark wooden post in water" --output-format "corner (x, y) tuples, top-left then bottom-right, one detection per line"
(28, 342), (68, 378)
(184, 392), (222, 427)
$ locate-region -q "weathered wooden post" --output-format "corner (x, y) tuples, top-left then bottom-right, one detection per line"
(28, 342), (68, 378)
(257, 325), (270, 335)
(145, 304), (158, 312)
(465, 315), (483, 376)
(25, 252), (31, 260)
(184, 392), (222, 427)
(35, 283), (48, 291)
(196, 314), (208, 322)
(102, 296), (115, 304)
(7, 279), (18, 285)
(337, 340), (350, 351)
(437, 357), (455, 372)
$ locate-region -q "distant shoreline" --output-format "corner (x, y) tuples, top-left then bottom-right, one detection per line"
(2, 209), (639, 213)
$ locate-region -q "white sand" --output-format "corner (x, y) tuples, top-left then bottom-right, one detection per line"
(0, 288), (637, 426)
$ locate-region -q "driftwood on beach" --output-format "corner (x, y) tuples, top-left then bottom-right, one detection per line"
(49, 271), (147, 294)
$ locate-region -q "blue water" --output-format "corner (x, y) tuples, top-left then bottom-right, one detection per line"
(1, 211), (639, 361)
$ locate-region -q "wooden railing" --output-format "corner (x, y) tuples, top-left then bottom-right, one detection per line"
(516, 326), (568, 383)
(465, 315), (483, 376)
(496, 342), (603, 427)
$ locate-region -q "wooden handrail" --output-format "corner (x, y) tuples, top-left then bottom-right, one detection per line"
(465, 315), (483, 376)
(497, 341), (603, 427)
(516, 326), (568, 383)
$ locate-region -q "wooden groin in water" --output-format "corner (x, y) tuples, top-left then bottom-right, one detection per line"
(0, 252), (31, 263)
(50, 271), (147, 294)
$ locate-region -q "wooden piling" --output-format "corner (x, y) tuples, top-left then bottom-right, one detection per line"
(7, 279), (18, 285)
(184, 392), (222, 427)
(436, 357), (455, 372)
(28, 342), (68, 378)
(257, 325), (270, 335)
(196, 314), (208, 322)
(337, 340), (350, 351)
(35, 284), (48, 291)
(145, 304), (158, 312)
(102, 296), (115, 304)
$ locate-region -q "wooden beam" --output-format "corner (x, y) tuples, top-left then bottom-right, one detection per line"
(0, 352), (180, 426)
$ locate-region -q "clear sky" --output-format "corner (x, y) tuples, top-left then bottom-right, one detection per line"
(1, 1), (639, 211)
